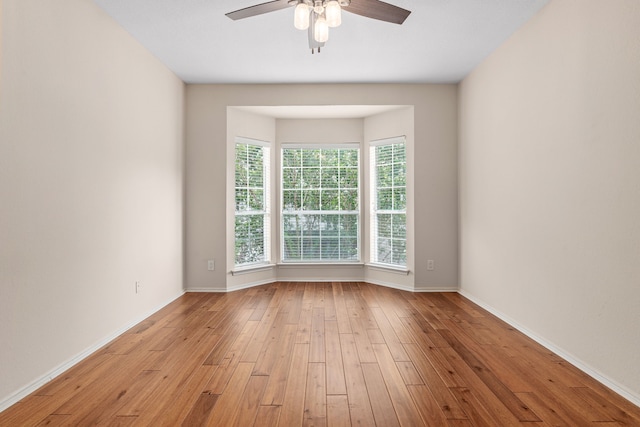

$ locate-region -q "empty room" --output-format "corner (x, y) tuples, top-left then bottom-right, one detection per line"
(1, 0), (639, 425)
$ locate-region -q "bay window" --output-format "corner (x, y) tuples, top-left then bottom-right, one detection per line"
(281, 145), (360, 262)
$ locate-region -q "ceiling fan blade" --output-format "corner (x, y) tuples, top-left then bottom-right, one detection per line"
(345, 0), (411, 25)
(226, 0), (292, 20)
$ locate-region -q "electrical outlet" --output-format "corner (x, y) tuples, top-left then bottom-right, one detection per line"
(207, 259), (215, 271)
(427, 260), (435, 271)
(135, 281), (142, 293)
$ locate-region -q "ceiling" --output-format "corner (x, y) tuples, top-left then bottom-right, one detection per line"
(93, 0), (549, 84)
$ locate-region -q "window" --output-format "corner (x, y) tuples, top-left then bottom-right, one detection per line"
(281, 145), (360, 262)
(370, 137), (406, 267)
(235, 138), (270, 266)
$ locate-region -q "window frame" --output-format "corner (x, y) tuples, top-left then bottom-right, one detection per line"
(369, 136), (407, 268)
(280, 143), (362, 264)
(234, 137), (271, 268)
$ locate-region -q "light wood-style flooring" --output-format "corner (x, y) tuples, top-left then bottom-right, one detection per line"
(1, 282), (639, 426)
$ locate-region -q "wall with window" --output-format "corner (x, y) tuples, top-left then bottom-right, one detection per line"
(276, 119), (365, 281)
(185, 84), (458, 291)
(364, 108), (415, 289)
(225, 108), (276, 290)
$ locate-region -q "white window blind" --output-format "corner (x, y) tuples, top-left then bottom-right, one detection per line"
(235, 137), (270, 266)
(370, 137), (406, 267)
(281, 145), (360, 262)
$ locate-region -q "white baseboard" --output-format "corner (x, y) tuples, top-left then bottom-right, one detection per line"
(0, 291), (185, 413)
(458, 289), (640, 408)
(187, 280), (458, 294)
(277, 277), (367, 283)
(185, 287), (228, 293)
(413, 285), (459, 292)
(363, 278), (414, 292)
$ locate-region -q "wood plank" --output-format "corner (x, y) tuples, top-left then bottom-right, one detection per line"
(571, 386), (640, 424)
(360, 363), (401, 427)
(515, 391), (584, 426)
(206, 362), (255, 426)
(429, 347), (524, 426)
(34, 414), (72, 425)
(180, 391), (219, 426)
(396, 361), (423, 385)
(324, 320), (347, 395)
(203, 308), (254, 365)
(372, 343), (426, 426)
(402, 343), (468, 421)
(326, 395), (350, 427)
(123, 330), (222, 423)
(203, 320), (259, 394)
(366, 327), (386, 344)
(284, 284), (305, 324)
(339, 333), (377, 426)
(309, 307), (326, 363)
(303, 363), (327, 427)
(233, 375), (269, 426)
(449, 387), (498, 427)
(407, 384), (450, 427)
(370, 306), (410, 361)
(69, 368), (161, 425)
(153, 365), (219, 426)
(379, 305), (415, 344)
(260, 324), (297, 405)
(348, 309), (377, 363)
(2, 397), (70, 427)
(242, 306), (280, 362)
(331, 282), (352, 334)
(51, 349), (164, 422)
(252, 313), (289, 375)
(279, 343), (310, 427)
(254, 405), (281, 427)
(437, 328), (540, 422)
(323, 283), (337, 321)
(295, 304), (313, 344)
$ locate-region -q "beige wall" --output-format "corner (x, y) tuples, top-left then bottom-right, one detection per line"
(459, 0), (640, 402)
(0, 0), (185, 408)
(185, 85), (458, 291)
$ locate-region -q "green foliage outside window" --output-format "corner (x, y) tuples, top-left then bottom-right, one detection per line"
(373, 142), (407, 266)
(282, 147), (359, 262)
(235, 142), (268, 266)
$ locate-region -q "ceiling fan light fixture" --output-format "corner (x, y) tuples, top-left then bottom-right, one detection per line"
(314, 15), (329, 43)
(325, 0), (341, 27)
(313, 0), (325, 14)
(294, 2), (310, 30)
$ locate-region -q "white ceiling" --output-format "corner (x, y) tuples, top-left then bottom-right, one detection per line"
(93, 0), (549, 84)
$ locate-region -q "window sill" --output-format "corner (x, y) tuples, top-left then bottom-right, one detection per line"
(366, 263), (410, 275)
(231, 263), (276, 275)
(277, 262), (364, 268)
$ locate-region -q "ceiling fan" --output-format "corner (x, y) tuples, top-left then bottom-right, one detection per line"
(226, 0), (411, 53)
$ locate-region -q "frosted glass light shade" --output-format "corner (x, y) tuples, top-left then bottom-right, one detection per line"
(294, 3), (310, 30)
(325, 1), (341, 27)
(314, 15), (329, 42)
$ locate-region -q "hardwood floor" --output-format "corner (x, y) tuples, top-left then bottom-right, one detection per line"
(2, 282), (639, 426)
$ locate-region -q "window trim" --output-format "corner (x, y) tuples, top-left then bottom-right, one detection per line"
(234, 136), (271, 268)
(280, 143), (362, 264)
(369, 136), (407, 268)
